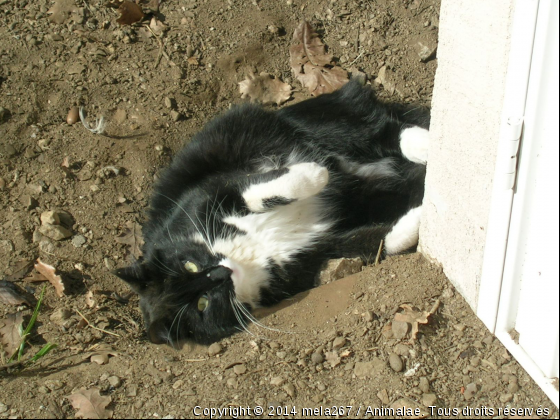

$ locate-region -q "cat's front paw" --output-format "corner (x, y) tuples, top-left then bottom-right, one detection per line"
(384, 206), (423, 254)
(400, 126), (429, 165)
(287, 162), (329, 199)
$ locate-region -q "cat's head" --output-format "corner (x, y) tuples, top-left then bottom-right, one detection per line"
(114, 238), (253, 345)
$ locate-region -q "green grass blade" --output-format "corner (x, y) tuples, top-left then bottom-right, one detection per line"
(8, 285), (47, 363)
(30, 343), (58, 363)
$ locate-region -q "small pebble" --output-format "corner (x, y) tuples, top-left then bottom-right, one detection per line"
(283, 383), (296, 398)
(389, 353), (403, 372)
(164, 97), (176, 109)
(67, 106), (79, 125)
(39, 224), (72, 241)
(422, 393), (437, 407)
(170, 110), (181, 122)
(392, 321), (409, 339)
(500, 393), (513, 403)
(508, 382), (519, 393)
(208, 343), (222, 356)
(233, 364), (246, 375)
(0, 403), (8, 413)
(91, 354), (109, 365)
(419, 376), (430, 393)
(332, 337), (346, 349)
(172, 379), (184, 389)
(270, 376), (284, 386)
(108, 376), (121, 388)
(72, 234), (87, 247)
(310, 352), (323, 364)
(464, 383), (477, 400)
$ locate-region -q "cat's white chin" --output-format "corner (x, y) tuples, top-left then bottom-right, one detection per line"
(219, 258), (266, 308)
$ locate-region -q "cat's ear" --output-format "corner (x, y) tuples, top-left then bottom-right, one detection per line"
(113, 264), (150, 293)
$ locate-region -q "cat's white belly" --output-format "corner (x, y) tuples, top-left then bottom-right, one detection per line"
(214, 197), (332, 307)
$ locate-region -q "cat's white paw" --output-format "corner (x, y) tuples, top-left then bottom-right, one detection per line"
(400, 126), (429, 165)
(287, 162), (329, 199)
(243, 162), (329, 212)
(384, 206), (423, 254)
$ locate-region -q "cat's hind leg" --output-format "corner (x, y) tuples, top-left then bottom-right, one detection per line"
(384, 206), (423, 254)
(399, 126), (430, 165)
(243, 163), (329, 212)
(332, 205), (423, 260)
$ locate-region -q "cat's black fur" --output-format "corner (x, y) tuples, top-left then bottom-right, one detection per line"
(115, 81), (430, 345)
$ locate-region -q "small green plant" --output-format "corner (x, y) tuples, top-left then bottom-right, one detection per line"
(7, 285), (57, 365)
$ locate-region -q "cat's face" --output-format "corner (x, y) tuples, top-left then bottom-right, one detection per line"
(115, 238), (250, 345)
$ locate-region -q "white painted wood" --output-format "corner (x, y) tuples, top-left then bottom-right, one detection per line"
(495, 0), (559, 406)
(477, 0), (539, 332)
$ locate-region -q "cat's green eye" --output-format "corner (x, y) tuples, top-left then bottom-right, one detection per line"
(184, 261), (199, 273)
(197, 295), (209, 312)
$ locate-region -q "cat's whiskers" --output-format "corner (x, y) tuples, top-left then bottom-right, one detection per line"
(153, 255), (180, 277)
(157, 193), (216, 256)
(233, 295), (292, 335)
(194, 209), (215, 255)
(229, 292), (254, 337)
(167, 301), (190, 348)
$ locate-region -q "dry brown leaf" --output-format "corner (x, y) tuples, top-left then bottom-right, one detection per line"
(23, 272), (48, 283)
(0, 280), (37, 306)
(34, 259), (66, 298)
(82, 345), (120, 363)
(115, 221), (144, 259)
(0, 312), (24, 357)
(67, 387), (113, 419)
(394, 304), (431, 341)
(116, 0), (145, 25)
(239, 73), (292, 106)
(47, 0), (77, 24)
(289, 21), (349, 96)
(5, 260), (34, 282)
(149, 16), (168, 36)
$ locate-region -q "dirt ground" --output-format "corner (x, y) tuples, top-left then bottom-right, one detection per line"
(0, 0), (558, 418)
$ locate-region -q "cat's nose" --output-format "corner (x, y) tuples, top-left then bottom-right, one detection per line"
(207, 266), (233, 282)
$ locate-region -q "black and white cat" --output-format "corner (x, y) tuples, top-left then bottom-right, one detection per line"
(115, 80), (430, 345)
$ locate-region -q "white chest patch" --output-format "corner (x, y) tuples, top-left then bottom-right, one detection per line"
(214, 197), (331, 307)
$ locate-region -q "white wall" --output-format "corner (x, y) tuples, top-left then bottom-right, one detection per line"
(419, 0), (516, 309)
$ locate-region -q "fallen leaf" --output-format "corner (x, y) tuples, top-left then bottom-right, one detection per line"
(47, 0), (77, 24)
(34, 259), (66, 298)
(22, 272), (48, 283)
(340, 349), (352, 358)
(115, 221), (144, 259)
(5, 260), (33, 282)
(394, 304), (431, 341)
(82, 345), (120, 364)
(0, 280), (37, 306)
(67, 387), (113, 419)
(116, 0), (145, 25)
(149, 16), (168, 36)
(239, 73), (292, 106)
(289, 21), (349, 96)
(0, 312), (24, 357)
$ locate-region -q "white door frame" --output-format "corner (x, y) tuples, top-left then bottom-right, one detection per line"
(477, 0), (559, 407)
